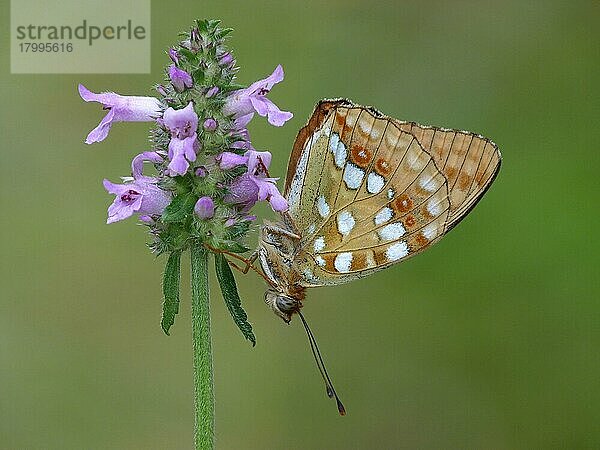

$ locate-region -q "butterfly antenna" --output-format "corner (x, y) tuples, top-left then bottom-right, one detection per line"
(300, 313), (330, 395)
(297, 311), (346, 416)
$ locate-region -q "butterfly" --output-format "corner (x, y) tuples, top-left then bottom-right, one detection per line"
(231, 99), (501, 414)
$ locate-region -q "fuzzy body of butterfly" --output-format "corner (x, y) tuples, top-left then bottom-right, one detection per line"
(230, 99), (501, 414)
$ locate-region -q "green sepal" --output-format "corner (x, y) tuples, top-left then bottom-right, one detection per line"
(214, 253), (256, 346)
(161, 251), (182, 335)
(162, 192), (197, 223)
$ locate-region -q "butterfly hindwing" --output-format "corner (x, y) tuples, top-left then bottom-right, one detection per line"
(395, 121), (501, 230)
(283, 100), (501, 287)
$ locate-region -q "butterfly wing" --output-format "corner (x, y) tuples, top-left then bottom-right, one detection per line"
(283, 99), (501, 287)
(394, 120), (502, 231)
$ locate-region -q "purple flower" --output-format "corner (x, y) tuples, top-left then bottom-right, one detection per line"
(203, 118), (218, 131)
(225, 174), (287, 212)
(223, 65), (293, 127)
(255, 177), (288, 211)
(78, 84), (162, 144)
(103, 178), (171, 224)
(168, 48), (179, 64)
(217, 151), (248, 169)
(219, 52), (235, 67)
(168, 64), (193, 92)
(131, 151), (163, 180)
(195, 196), (215, 219)
(224, 174), (259, 211)
(162, 102), (199, 175)
(163, 102), (198, 138)
(218, 149), (272, 173)
(223, 147), (287, 212)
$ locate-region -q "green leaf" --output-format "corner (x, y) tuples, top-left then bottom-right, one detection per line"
(161, 251), (182, 335)
(172, 174), (193, 194)
(214, 253), (256, 346)
(192, 68), (206, 84)
(207, 19), (221, 30)
(162, 192), (196, 223)
(197, 20), (208, 33)
(179, 47), (196, 63)
(215, 28), (233, 39)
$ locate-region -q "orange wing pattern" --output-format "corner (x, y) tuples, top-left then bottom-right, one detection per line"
(394, 121), (501, 230)
(283, 100), (501, 287)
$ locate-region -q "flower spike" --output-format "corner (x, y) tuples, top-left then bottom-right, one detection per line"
(79, 20), (295, 450)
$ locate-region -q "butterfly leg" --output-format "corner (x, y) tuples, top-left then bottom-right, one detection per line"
(240, 251), (258, 274)
(227, 259), (246, 274)
(262, 223), (301, 241)
(204, 244), (274, 286)
(224, 250), (259, 274)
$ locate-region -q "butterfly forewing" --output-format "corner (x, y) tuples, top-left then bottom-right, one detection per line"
(282, 100), (501, 287)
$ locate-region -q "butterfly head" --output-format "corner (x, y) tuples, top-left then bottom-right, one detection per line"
(264, 289), (301, 323)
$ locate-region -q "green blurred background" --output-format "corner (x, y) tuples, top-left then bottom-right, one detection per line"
(1, 1), (599, 448)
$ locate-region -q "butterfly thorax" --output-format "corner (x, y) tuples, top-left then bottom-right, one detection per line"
(258, 219), (306, 323)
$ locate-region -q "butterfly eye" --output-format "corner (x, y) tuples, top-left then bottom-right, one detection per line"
(264, 290), (294, 323)
(275, 295), (298, 314)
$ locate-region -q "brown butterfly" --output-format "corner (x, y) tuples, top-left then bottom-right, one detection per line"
(228, 99), (501, 414)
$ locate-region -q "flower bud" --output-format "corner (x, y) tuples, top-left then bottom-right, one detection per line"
(195, 166), (208, 177)
(195, 196), (215, 219)
(168, 48), (179, 64)
(205, 86), (219, 98)
(191, 27), (200, 43)
(155, 84), (168, 97)
(168, 65), (193, 92)
(219, 52), (234, 67)
(203, 118), (218, 131)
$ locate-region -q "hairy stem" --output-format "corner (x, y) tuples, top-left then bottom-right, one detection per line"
(191, 242), (214, 449)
